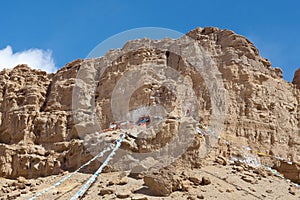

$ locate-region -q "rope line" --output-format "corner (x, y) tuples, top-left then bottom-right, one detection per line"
(29, 145), (113, 200)
(29, 116), (299, 200)
(70, 132), (126, 200)
(196, 125), (300, 187)
(197, 123), (300, 166)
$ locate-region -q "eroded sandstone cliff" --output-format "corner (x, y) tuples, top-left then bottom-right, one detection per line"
(0, 27), (299, 186)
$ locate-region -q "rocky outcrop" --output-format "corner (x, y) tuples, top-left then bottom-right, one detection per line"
(187, 28), (300, 163)
(293, 68), (300, 89)
(274, 160), (300, 183)
(0, 65), (50, 144)
(143, 170), (182, 196)
(0, 27), (299, 183)
(0, 62), (92, 178)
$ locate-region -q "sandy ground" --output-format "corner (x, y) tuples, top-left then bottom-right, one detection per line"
(1, 159), (299, 200)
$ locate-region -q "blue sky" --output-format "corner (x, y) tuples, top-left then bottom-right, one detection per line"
(0, 0), (299, 81)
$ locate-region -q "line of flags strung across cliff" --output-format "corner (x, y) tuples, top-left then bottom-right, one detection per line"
(195, 123), (300, 188)
(29, 116), (300, 200)
(196, 123), (300, 167)
(70, 132), (126, 200)
(28, 144), (115, 200)
(29, 117), (151, 200)
(29, 132), (126, 200)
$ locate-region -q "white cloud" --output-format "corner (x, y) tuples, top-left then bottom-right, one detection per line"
(0, 45), (56, 73)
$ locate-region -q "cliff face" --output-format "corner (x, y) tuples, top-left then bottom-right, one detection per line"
(186, 28), (300, 161)
(0, 27), (299, 182)
(293, 68), (300, 89)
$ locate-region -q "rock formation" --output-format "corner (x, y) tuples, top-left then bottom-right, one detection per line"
(0, 27), (299, 191)
(293, 68), (300, 89)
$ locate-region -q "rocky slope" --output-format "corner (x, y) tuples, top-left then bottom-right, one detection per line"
(1, 157), (299, 200)
(0, 27), (300, 199)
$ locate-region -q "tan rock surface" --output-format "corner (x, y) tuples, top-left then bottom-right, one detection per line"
(293, 68), (300, 89)
(0, 27), (300, 198)
(1, 159), (298, 199)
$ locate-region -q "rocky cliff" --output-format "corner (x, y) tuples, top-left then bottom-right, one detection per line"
(0, 27), (299, 188)
(293, 68), (300, 89)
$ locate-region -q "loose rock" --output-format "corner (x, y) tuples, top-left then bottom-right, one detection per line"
(288, 187), (296, 195)
(189, 176), (201, 186)
(201, 177), (211, 186)
(116, 191), (131, 198)
(266, 189), (273, 194)
(131, 194), (148, 200)
(98, 188), (115, 196)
